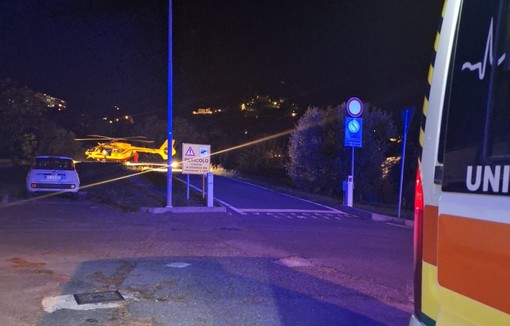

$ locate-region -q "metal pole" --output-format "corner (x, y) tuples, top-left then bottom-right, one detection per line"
(166, 0), (173, 207)
(351, 146), (354, 181)
(207, 172), (214, 207)
(398, 110), (409, 219)
(202, 175), (205, 199)
(186, 174), (190, 201)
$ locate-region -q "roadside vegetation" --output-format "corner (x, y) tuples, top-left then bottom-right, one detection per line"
(84, 169), (207, 212)
(1, 79), (418, 218)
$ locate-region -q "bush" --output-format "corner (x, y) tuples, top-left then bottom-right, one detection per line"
(287, 104), (398, 202)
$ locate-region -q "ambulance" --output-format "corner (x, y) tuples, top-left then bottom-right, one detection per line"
(411, 0), (510, 325)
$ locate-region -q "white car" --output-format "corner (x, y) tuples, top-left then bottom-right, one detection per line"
(26, 156), (80, 197)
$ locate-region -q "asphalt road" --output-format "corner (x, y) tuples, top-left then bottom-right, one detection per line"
(180, 174), (413, 298)
(0, 165), (414, 326)
(180, 174), (344, 214)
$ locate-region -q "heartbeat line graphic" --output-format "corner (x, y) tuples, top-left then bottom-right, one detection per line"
(462, 18), (506, 80)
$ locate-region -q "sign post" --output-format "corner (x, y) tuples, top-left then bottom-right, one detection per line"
(182, 143), (214, 207)
(344, 97), (363, 207)
(398, 107), (415, 219)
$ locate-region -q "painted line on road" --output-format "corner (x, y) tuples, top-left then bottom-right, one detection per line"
(386, 222), (413, 229)
(214, 198), (244, 214)
(224, 176), (344, 213)
(237, 209), (347, 214)
(179, 175), (349, 216)
(174, 176), (245, 214)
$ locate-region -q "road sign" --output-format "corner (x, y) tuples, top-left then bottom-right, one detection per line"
(346, 97), (363, 117)
(182, 143), (211, 175)
(344, 117), (363, 147)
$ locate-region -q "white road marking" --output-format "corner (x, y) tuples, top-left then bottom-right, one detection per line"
(237, 209), (346, 214)
(181, 175), (351, 217)
(166, 262), (191, 268)
(274, 256), (314, 267)
(218, 176), (344, 213)
(386, 223), (412, 229)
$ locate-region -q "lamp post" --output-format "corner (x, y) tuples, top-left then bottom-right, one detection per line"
(398, 107), (415, 218)
(166, 0), (173, 208)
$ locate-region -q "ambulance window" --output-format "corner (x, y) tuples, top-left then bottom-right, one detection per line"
(441, 0), (503, 192)
(488, 1), (510, 159)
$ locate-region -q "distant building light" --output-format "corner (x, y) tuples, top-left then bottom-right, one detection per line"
(34, 92), (67, 110)
(192, 108), (216, 115)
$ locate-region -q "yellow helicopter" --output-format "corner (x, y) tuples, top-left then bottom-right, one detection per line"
(76, 135), (176, 162)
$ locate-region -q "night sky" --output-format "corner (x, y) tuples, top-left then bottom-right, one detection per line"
(0, 0), (444, 117)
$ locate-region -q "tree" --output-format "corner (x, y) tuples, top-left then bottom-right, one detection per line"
(287, 104), (397, 201)
(35, 120), (83, 158)
(0, 79), (45, 161)
(287, 106), (344, 194)
(234, 135), (288, 176)
(355, 105), (399, 202)
(132, 114), (168, 144)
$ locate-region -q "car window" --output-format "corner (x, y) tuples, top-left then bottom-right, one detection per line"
(34, 158), (74, 170)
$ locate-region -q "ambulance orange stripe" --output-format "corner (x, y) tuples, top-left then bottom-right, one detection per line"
(438, 214), (510, 314)
(422, 205), (438, 265)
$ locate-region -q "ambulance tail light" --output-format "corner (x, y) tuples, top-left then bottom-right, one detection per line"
(413, 162), (424, 321)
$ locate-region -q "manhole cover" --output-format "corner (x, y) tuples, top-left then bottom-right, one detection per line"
(74, 290), (124, 305)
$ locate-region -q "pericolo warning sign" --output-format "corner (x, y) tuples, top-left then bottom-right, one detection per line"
(182, 143), (211, 175)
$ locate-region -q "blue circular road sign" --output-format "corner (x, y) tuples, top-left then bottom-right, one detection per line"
(346, 97), (363, 117)
(348, 119), (361, 133)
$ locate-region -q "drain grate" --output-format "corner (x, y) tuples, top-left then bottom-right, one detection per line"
(73, 290), (124, 305)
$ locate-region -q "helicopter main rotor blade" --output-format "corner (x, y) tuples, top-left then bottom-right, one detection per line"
(75, 135), (155, 143)
(75, 134), (114, 141)
(75, 137), (109, 141)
